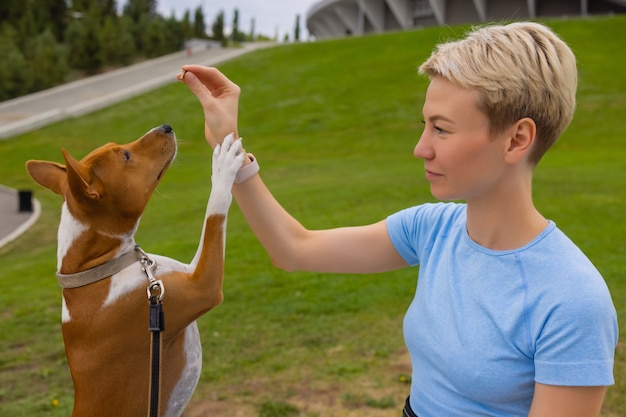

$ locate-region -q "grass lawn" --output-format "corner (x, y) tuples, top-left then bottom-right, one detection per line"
(0, 15), (625, 417)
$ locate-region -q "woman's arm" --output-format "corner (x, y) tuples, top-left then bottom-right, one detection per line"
(528, 383), (607, 417)
(232, 172), (407, 273)
(180, 66), (408, 274)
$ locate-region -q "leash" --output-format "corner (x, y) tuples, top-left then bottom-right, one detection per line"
(137, 247), (165, 417)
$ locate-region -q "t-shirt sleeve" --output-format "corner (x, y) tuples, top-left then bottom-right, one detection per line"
(386, 202), (465, 267)
(386, 206), (422, 266)
(532, 274), (618, 386)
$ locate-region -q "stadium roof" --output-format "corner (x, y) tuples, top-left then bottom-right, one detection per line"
(306, 0), (626, 38)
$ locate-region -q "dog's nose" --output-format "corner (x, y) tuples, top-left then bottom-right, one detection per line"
(160, 124), (173, 133)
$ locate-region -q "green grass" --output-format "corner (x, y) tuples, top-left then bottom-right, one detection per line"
(1, 15), (625, 416)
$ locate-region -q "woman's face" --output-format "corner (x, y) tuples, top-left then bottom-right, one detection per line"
(414, 76), (511, 203)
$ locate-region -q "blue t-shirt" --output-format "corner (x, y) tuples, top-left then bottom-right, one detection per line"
(387, 203), (618, 417)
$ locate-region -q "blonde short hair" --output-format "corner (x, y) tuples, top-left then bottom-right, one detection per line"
(419, 22), (577, 165)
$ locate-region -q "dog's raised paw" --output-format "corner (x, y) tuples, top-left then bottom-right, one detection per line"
(211, 134), (245, 188)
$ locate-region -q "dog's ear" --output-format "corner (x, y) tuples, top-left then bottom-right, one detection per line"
(61, 149), (101, 201)
(25, 159), (67, 196)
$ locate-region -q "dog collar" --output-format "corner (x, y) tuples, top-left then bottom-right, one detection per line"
(56, 246), (143, 288)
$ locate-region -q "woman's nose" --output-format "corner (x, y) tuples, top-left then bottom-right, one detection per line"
(414, 133), (433, 160)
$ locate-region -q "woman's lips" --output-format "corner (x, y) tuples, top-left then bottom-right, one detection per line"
(425, 169), (442, 180)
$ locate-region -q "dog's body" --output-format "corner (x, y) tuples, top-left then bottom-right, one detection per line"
(26, 125), (243, 417)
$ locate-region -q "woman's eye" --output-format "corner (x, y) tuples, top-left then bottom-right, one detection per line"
(421, 119), (446, 134)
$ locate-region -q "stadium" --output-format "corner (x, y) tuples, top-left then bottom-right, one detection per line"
(306, 0), (626, 38)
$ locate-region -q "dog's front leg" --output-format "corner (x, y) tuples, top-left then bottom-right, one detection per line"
(189, 134), (244, 307)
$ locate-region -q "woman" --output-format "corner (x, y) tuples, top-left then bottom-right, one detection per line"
(180, 21), (617, 417)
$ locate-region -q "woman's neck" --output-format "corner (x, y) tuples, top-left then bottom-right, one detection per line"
(465, 175), (547, 251)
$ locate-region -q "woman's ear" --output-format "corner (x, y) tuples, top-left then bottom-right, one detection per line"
(504, 117), (536, 164)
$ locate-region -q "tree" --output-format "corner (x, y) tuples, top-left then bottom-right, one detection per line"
(249, 17), (255, 41)
(143, 17), (166, 57)
(18, 8), (38, 49)
(64, 6), (103, 73)
(73, 0), (115, 13)
(28, 29), (69, 91)
(33, 0), (68, 41)
(163, 14), (185, 52)
(71, 0), (89, 11)
(71, 0), (117, 24)
(0, 0), (218, 99)
(117, 16), (138, 65)
(232, 8), (239, 44)
(0, 0), (22, 28)
(294, 14), (301, 42)
(101, 16), (119, 64)
(0, 25), (31, 100)
(101, 15), (136, 66)
(124, 0), (158, 23)
(1, 0), (67, 43)
(211, 10), (225, 46)
(64, 19), (85, 68)
(193, 6), (207, 38)
(181, 10), (193, 40)
(98, 0), (118, 17)
(130, 13), (150, 53)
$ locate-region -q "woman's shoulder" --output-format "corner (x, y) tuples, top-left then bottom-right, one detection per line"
(522, 223), (613, 306)
(389, 201), (466, 225)
(385, 202), (466, 265)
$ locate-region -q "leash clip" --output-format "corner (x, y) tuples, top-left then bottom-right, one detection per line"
(147, 280), (165, 302)
(137, 246), (165, 302)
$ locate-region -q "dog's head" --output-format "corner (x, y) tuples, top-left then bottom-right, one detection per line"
(26, 124), (177, 233)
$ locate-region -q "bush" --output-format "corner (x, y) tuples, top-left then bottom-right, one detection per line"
(64, 18), (102, 73)
(142, 17), (166, 58)
(0, 25), (31, 100)
(27, 29), (69, 91)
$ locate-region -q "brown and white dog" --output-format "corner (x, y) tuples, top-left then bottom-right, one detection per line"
(25, 125), (243, 417)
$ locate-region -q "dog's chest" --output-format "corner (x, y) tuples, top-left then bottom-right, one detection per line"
(62, 255), (188, 323)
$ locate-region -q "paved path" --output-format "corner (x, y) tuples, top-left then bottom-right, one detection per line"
(0, 43), (268, 139)
(0, 43), (269, 248)
(0, 186), (42, 249)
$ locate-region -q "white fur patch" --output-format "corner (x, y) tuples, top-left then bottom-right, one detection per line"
(103, 255), (189, 308)
(57, 203), (88, 269)
(99, 222), (139, 257)
(102, 265), (145, 307)
(164, 323), (202, 417)
(208, 133), (242, 216)
(206, 186), (233, 216)
(61, 295), (70, 323)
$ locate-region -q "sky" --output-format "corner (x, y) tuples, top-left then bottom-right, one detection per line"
(155, 0), (319, 41)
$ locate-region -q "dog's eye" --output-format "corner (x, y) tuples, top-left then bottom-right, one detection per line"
(123, 151), (131, 162)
